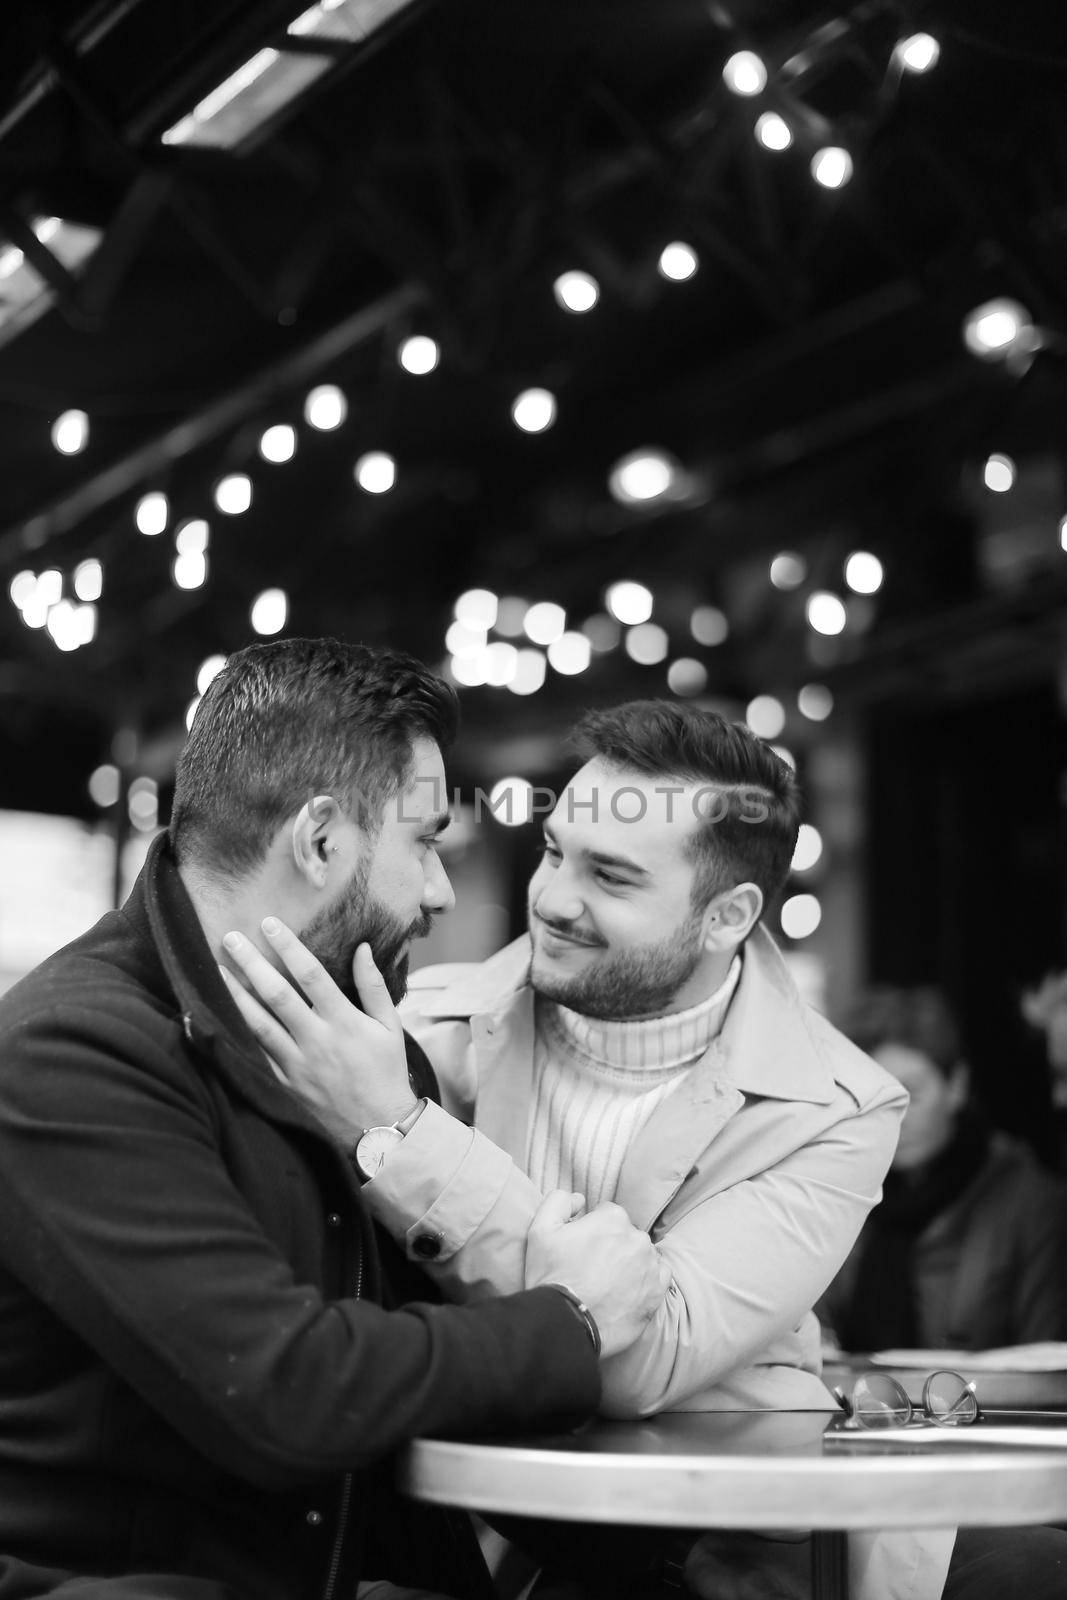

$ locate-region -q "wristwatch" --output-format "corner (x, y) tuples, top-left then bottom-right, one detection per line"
(354, 1099), (426, 1180)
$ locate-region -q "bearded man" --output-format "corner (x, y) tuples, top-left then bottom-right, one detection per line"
(0, 640), (665, 1600)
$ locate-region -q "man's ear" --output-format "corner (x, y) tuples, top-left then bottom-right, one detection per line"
(290, 793), (342, 888)
(703, 882), (763, 952)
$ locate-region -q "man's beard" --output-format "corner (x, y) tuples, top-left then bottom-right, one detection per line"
(528, 908), (707, 1021)
(301, 859), (432, 1005)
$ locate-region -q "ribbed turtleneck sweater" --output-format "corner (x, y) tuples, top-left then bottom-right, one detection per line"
(524, 957), (741, 1207)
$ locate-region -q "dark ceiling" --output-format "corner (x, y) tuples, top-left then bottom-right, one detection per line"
(1, 0), (1066, 811)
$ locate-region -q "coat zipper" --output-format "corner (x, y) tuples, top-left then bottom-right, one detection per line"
(321, 1253), (362, 1600)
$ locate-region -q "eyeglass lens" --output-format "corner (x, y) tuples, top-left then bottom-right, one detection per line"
(923, 1369), (979, 1426)
(849, 1373), (912, 1428)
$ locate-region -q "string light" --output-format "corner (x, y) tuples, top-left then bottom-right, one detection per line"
(690, 605), (729, 646)
(553, 271), (599, 313)
(73, 559), (103, 601)
(354, 452), (396, 493)
(46, 600), (80, 651)
(625, 623), (669, 665)
(454, 589), (498, 629)
(173, 552), (207, 589)
(88, 764), (121, 808)
(983, 453), (1015, 493)
(450, 651), (489, 687)
(215, 473), (252, 514)
(962, 299), (1033, 361)
(508, 649), (547, 696)
(608, 449), (678, 504)
(582, 613), (621, 652)
(667, 658), (708, 696)
(176, 519), (210, 556)
(135, 492), (169, 537)
(304, 384), (346, 430)
(9, 570), (37, 608)
(523, 601), (566, 645)
(20, 594), (49, 629)
(36, 570), (62, 607)
(755, 111), (792, 150)
(806, 592), (847, 635)
(196, 654), (227, 694)
(792, 824), (823, 873)
(511, 388), (557, 433)
(746, 694), (786, 739)
(895, 33), (940, 73)
(781, 893), (821, 939)
(547, 632), (591, 675)
(844, 551), (884, 594)
(797, 683), (833, 721)
(398, 335), (440, 374)
(488, 777), (534, 827)
(250, 587), (288, 635)
(259, 424), (297, 462)
(128, 776), (158, 832)
(811, 147), (853, 189)
(51, 409), (89, 455)
(484, 641), (519, 687)
(722, 51), (767, 96)
(769, 552), (807, 590)
(606, 581), (653, 625)
(658, 242), (698, 281)
(445, 621), (487, 658)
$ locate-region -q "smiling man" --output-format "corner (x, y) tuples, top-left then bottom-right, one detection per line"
(211, 696), (1067, 1600)
(372, 700), (906, 1418)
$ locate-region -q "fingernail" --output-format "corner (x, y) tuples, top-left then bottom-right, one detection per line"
(223, 932), (241, 951)
(262, 916), (280, 936)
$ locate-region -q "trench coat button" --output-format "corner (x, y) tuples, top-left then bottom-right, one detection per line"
(326, 1212), (342, 1227)
(306, 1509), (323, 1527)
(411, 1232), (443, 1260)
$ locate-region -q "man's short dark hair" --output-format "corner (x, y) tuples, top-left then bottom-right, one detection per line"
(570, 699), (801, 912)
(170, 638), (458, 880)
(837, 986), (963, 1078)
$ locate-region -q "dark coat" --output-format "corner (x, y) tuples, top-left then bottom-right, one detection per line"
(0, 836), (600, 1599)
(817, 1133), (1067, 1351)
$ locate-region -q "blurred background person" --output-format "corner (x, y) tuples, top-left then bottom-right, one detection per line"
(1020, 970), (1067, 1174)
(817, 985), (1067, 1354)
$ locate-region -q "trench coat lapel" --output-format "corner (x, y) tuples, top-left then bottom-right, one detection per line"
(614, 1044), (744, 1231)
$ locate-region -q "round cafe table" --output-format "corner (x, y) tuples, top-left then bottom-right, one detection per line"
(398, 1410), (1067, 1599)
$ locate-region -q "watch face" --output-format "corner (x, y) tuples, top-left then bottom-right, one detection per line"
(355, 1124), (404, 1179)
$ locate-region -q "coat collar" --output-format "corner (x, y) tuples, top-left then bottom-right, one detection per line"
(414, 925), (836, 1105)
(123, 835), (338, 1136)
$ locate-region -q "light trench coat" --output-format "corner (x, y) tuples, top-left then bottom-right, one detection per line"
(365, 928), (955, 1600)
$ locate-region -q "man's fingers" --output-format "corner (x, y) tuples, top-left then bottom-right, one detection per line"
(218, 964), (300, 1072)
(529, 1189), (581, 1233)
(222, 930), (311, 1022)
(260, 918), (344, 1013)
(352, 944), (403, 1032)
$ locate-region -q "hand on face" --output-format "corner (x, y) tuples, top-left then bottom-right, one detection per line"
(524, 1189), (670, 1359)
(218, 919), (418, 1143)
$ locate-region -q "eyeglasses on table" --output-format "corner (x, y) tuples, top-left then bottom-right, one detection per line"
(833, 1368), (983, 1430)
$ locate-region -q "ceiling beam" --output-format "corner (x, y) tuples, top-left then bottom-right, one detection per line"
(0, 281), (422, 560)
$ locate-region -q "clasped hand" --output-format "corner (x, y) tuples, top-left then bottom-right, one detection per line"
(219, 920), (416, 1142)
